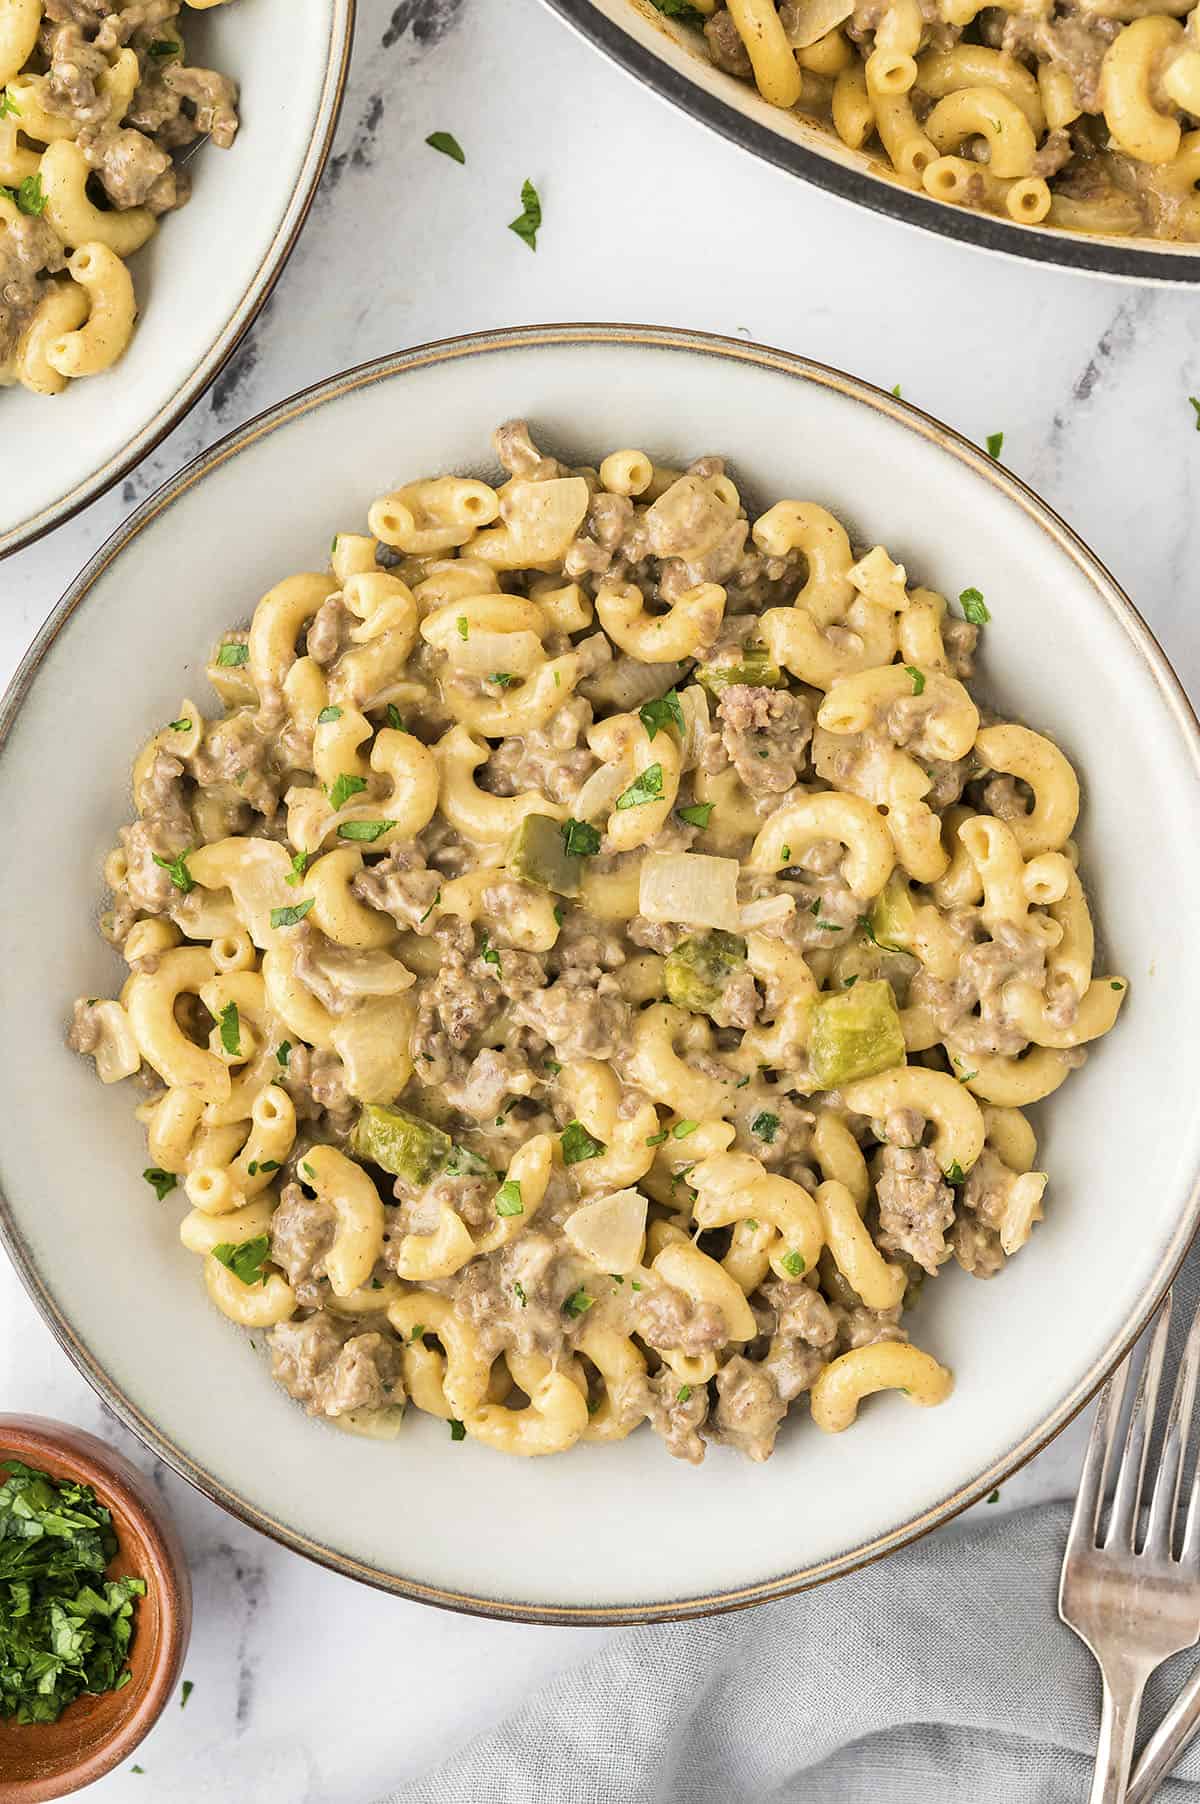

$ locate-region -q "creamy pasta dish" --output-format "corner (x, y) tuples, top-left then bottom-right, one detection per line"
(1, 0), (238, 394)
(69, 422), (1127, 1464)
(653, 0), (1200, 240)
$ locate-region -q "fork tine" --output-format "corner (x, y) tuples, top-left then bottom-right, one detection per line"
(1106, 1295), (1174, 1551)
(1064, 1355), (1134, 1562)
(1145, 1301), (1200, 1559)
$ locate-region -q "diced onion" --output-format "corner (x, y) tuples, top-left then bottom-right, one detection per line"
(781, 0), (854, 48)
(307, 944), (415, 998)
(564, 1187), (648, 1273)
(739, 894), (796, 931)
(639, 851), (740, 931)
(443, 628), (545, 678)
(677, 683), (711, 773)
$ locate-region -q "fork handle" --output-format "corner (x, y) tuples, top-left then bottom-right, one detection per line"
(1127, 1662), (1200, 1804)
(1092, 1666), (1150, 1804)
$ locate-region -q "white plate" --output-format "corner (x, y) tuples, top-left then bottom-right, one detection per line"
(0, 0), (354, 559)
(540, 0), (1200, 285)
(3, 325), (1198, 1622)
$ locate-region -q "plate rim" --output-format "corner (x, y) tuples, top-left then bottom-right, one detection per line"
(539, 0), (1200, 287)
(0, 0), (357, 563)
(5, 321), (1200, 1623)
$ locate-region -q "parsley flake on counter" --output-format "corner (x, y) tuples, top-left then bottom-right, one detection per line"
(677, 802), (713, 830)
(317, 705), (342, 724)
(143, 1166), (176, 1200)
(616, 763), (663, 810)
(211, 1235), (269, 1286)
(751, 1111), (779, 1143)
(495, 1180), (523, 1217)
(904, 665), (925, 695)
(986, 431), (1004, 460)
(425, 130), (465, 164)
(449, 1419), (466, 1442)
(0, 1460), (147, 1724)
(561, 1119), (606, 1164)
(780, 1250), (806, 1277)
(152, 848), (194, 894)
(508, 179), (542, 250)
(1190, 396), (1200, 431)
(987, 1489), (1000, 1504)
(180, 1679), (194, 1709)
(639, 690), (683, 741)
(217, 1001), (240, 1057)
(562, 817), (601, 857)
(959, 587), (991, 626)
(269, 898), (315, 929)
(215, 641), (249, 667)
(564, 1287), (594, 1317)
(891, 383), (902, 397)
(337, 819), (396, 842)
(327, 772), (367, 812)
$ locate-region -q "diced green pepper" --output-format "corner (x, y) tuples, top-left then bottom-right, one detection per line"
(868, 873), (918, 954)
(664, 930), (748, 1018)
(695, 644), (786, 695)
(808, 979), (906, 1090)
(507, 812), (581, 898)
(351, 1105), (451, 1185)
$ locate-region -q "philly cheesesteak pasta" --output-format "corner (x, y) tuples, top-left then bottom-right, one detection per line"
(1, 0), (239, 393)
(69, 421), (1127, 1463)
(657, 0), (1200, 241)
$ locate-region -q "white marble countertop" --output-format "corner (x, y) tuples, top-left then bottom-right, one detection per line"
(3, 0), (1199, 1795)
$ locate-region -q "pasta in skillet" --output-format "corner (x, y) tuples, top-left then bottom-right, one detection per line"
(1, 0), (238, 393)
(646, 0), (1200, 242)
(69, 420), (1127, 1462)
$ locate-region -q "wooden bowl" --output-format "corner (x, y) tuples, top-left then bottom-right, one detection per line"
(0, 1417), (191, 1801)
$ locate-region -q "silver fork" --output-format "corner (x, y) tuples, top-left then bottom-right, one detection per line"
(1060, 1292), (1200, 1803)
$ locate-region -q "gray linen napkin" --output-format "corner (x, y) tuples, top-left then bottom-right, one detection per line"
(383, 1259), (1200, 1804)
(383, 1502), (1200, 1802)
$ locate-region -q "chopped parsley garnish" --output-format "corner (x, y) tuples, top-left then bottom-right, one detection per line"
(986, 431), (1004, 460)
(945, 1160), (965, 1185)
(337, 820), (396, 842)
(616, 763), (664, 810)
(269, 899), (315, 928)
(317, 705), (342, 724)
(180, 1679), (194, 1709)
(751, 1111), (779, 1143)
(167, 717), (191, 733)
(735, 1074), (750, 1088)
(275, 1041), (292, 1068)
(508, 178), (541, 250)
(672, 1119), (699, 1139)
(148, 37), (181, 57)
(410, 1324), (425, 1342)
(564, 1287), (594, 1317)
(217, 1002), (240, 1057)
(1111, 980), (1124, 991)
(553, 904), (564, 927)
(488, 672), (519, 688)
(843, 974), (858, 988)
(479, 934), (501, 968)
(987, 1489), (1000, 1504)
(544, 1058), (562, 1075)
(645, 1129), (668, 1147)
(330, 536), (339, 558)
(513, 1281), (527, 1307)
(631, 1281), (642, 1291)
(0, 90), (19, 119)
(904, 665), (925, 696)
(891, 383), (902, 397)
(954, 1059), (978, 1085)
(456, 615), (469, 640)
(780, 844), (791, 865)
(445, 1144), (493, 1178)
(780, 1250), (806, 1277)
(301, 1162), (315, 1180)
(142, 1167), (176, 1201)
(285, 850), (309, 886)
(211, 1235), (269, 1286)
(561, 817), (602, 858)
(215, 641), (249, 667)
(561, 1119), (606, 1164)
(677, 802), (713, 830)
(327, 772), (368, 812)
(419, 888), (441, 924)
(14, 174), (45, 216)
(152, 848), (194, 894)
(247, 1159), (280, 1177)
(647, 0), (703, 16)
(676, 1384), (693, 1403)
(0, 1460), (147, 1724)
(386, 704), (406, 731)
(959, 587), (990, 626)
(495, 1179), (523, 1217)
(425, 130), (465, 163)
(809, 898), (842, 930)
(449, 1419), (466, 1442)
(639, 690), (684, 741)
